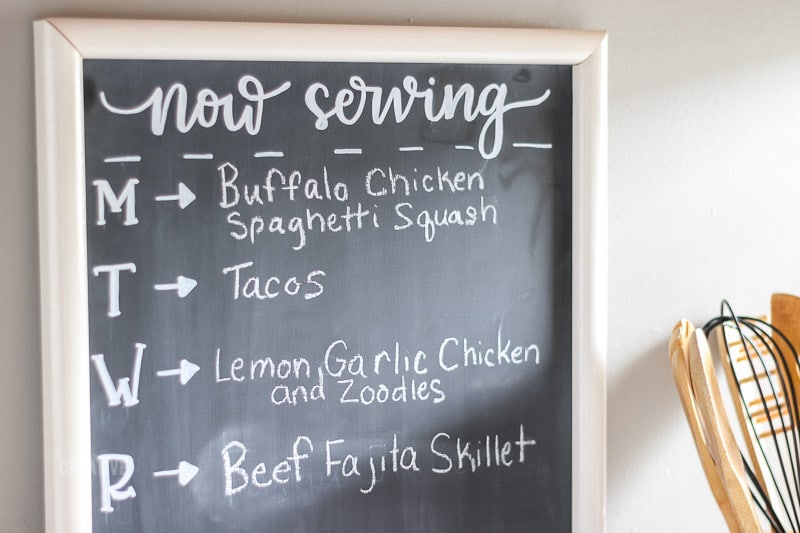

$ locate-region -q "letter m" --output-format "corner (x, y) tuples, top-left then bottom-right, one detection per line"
(91, 343), (146, 407)
(93, 178), (139, 226)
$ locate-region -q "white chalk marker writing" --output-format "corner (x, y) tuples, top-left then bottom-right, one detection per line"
(155, 182), (196, 209)
(334, 148), (363, 155)
(154, 276), (197, 298)
(512, 142), (552, 149)
(182, 153), (214, 160)
(103, 155), (141, 163)
(153, 461), (200, 487)
(305, 75), (551, 159)
(99, 75), (291, 135)
(93, 263), (136, 317)
(97, 454), (136, 513)
(91, 342), (146, 408)
(93, 178), (139, 226)
(156, 359), (200, 385)
(222, 437), (314, 496)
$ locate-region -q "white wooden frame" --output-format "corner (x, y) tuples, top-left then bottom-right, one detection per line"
(35, 18), (607, 532)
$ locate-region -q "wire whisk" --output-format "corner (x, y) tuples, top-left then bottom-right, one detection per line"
(669, 294), (800, 533)
(700, 300), (800, 532)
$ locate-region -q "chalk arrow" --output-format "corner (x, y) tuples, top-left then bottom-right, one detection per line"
(153, 461), (199, 487)
(155, 183), (196, 209)
(156, 359), (200, 385)
(154, 276), (197, 298)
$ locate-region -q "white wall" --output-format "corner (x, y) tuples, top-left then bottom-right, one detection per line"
(3, 1), (800, 531)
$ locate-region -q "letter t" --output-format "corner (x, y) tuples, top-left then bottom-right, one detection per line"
(93, 263), (136, 317)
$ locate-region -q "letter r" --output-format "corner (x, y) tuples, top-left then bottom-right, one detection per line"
(97, 454), (136, 513)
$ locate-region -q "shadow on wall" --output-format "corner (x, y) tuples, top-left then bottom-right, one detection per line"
(607, 337), (680, 499)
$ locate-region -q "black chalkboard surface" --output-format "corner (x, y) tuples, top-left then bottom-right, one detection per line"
(37, 19), (607, 533)
(83, 59), (572, 532)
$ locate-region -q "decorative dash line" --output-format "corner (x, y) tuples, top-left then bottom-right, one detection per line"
(454, 145), (474, 151)
(513, 143), (553, 149)
(182, 153), (214, 160)
(399, 146), (424, 152)
(104, 155), (141, 163)
(334, 148), (363, 155)
(254, 151), (285, 158)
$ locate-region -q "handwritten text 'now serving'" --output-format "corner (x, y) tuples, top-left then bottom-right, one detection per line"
(98, 74), (551, 159)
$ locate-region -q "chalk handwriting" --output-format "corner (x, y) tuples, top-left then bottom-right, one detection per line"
(211, 327), (537, 408)
(221, 261), (326, 300)
(97, 74), (551, 158)
(429, 424), (537, 474)
(215, 347), (326, 406)
(218, 162), (349, 207)
(222, 437), (313, 496)
(305, 75), (550, 159)
(438, 325), (539, 372)
(92, 262), (136, 317)
(220, 425), (536, 497)
(365, 167), (484, 198)
(99, 75), (291, 135)
(93, 178), (139, 226)
(97, 454), (136, 513)
(393, 196), (497, 243)
(91, 342), (146, 408)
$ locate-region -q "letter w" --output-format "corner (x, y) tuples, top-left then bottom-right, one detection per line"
(93, 178), (139, 226)
(91, 343), (146, 407)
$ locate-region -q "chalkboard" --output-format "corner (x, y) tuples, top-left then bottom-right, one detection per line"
(35, 20), (607, 533)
